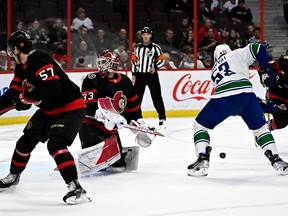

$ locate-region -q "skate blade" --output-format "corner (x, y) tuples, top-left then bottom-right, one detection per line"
(0, 185), (18, 192)
(65, 195), (92, 205)
(187, 168), (208, 177)
(277, 168), (288, 175)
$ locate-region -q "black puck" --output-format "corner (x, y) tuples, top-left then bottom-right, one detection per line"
(219, 152), (226, 159)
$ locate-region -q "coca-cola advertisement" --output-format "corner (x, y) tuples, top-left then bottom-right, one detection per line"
(0, 70), (265, 118)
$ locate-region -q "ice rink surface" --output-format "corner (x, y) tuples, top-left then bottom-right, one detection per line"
(1, 116), (288, 216)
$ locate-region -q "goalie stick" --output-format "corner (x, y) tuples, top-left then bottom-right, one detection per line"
(85, 114), (165, 137)
(87, 97), (165, 137)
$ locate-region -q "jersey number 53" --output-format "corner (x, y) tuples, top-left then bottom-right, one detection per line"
(211, 62), (235, 85)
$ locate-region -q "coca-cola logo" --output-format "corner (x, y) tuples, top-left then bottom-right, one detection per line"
(173, 74), (213, 101)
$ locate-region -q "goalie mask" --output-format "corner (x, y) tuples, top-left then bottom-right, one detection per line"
(97, 50), (119, 75)
(214, 44), (231, 62)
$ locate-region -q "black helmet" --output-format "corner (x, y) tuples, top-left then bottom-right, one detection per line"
(7, 31), (33, 56)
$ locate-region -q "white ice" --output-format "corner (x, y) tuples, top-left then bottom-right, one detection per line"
(1, 116), (288, 216)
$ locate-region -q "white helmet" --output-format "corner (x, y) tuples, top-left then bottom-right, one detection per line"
(97, 49), (119, 72)
(214, 44), (231, 61)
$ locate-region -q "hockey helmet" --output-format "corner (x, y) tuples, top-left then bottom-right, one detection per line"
(7, 31), (33, 56)
(97, 49), (119, 72)
(141, 26), (152, 35)
(214, 44), (231, 61)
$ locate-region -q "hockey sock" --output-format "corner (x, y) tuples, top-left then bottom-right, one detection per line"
(10, 148), (31, 174)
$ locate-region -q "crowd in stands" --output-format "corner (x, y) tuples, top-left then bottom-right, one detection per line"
(0, 0), (277, 71)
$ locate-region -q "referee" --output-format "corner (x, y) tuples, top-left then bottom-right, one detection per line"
(131, 26), (166, 125)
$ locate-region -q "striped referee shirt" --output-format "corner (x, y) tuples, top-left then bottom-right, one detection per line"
(131, 42), (165, 74)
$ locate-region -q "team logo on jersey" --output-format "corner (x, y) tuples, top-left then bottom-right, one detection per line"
(87, 73), (96, 79)
(146, 50), (153, 57)
(113, 91), (127, 114)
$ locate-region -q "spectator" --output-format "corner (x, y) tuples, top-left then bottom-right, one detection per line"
(230, 0), (253, 24)
(71, 7), (94, 33)
(134, 30), (142, 44)
(93, 28), (112, 54)
(179, 46), (205, 69)
(244, 23), (255, 46)
(223, 0), (238, 13)
(0, 50), (7, 71)
(160, 28), (182, 66)
(210, 0), (220, 13)
(174, 16), (192, 49)
(72, 25), (95, 56)
(112, 28), (129, 51)
(249, 26), (273, 57)
(198, 0), (215, 25)
(198, 19), (222, 43)
(26, 19), (50, 50)
(198, 27), (219, 59)
(118, 50), (130, 70)
(183, 28), (194, 48)
(227, 28), (242, 49)
(162, 52), (177, 69)
(73, 40), (96, 69)
(202, 54), (213, 68)
(218, 28), (229, 44)
(114, 41), (127, 57)
(14, 19), (25, 31)
(47, 18), (67, 59)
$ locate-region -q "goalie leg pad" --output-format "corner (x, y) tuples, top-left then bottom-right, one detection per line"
(76, 135), (121, 175)
(122, 146), (140, 171)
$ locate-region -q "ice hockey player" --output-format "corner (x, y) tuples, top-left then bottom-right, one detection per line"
(187, 43), (288, 177)
(0, 31), (91, 204)
(79, 49), (155, 172)
(258, 57), (288, 131)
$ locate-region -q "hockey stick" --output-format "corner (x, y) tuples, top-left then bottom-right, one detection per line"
(85, 115), (165, 137)
(0, 105), (15, 115)
(98, 97), (164, 137)
(266, 87), (271, 123)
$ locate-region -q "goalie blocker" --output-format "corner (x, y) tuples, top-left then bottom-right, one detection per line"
(75, 135), (140, 176)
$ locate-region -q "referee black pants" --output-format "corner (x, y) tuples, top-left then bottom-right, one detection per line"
(134, 72), (166, 120)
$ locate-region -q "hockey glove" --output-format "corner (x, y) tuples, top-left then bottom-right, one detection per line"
(14, 97), (32, 111)
(19, 80), (42, 105)
(275, 72), (287, 88)
(258, 66), (275, 87)
(95, 108), (124, 131)
(130, 119), (156, 148)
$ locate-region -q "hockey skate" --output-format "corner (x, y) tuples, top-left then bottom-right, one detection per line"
(187, 146), (212, 177)
(0, 173), (20, 190)
(63, 180), (91, 205)
(264, 150), (288, 175)
(106, 152), (127, 172)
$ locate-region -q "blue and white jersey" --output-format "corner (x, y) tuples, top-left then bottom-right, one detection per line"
(210, 43), (263, 99)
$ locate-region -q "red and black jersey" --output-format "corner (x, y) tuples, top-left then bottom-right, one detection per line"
(82, 72), (142, 128)
(3, 50), (85, 116)
(269, 57), (288, 105)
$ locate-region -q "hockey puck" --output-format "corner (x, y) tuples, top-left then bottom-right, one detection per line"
(219, 152), (226, 159)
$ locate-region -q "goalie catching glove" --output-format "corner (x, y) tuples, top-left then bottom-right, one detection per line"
(95, 108), (124, 131)
(130, 119), (156, 148)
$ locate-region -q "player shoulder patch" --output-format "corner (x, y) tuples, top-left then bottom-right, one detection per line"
(87, 73), (97, 79)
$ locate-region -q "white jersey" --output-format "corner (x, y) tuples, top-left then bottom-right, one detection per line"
(210, 43), (260, 99)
